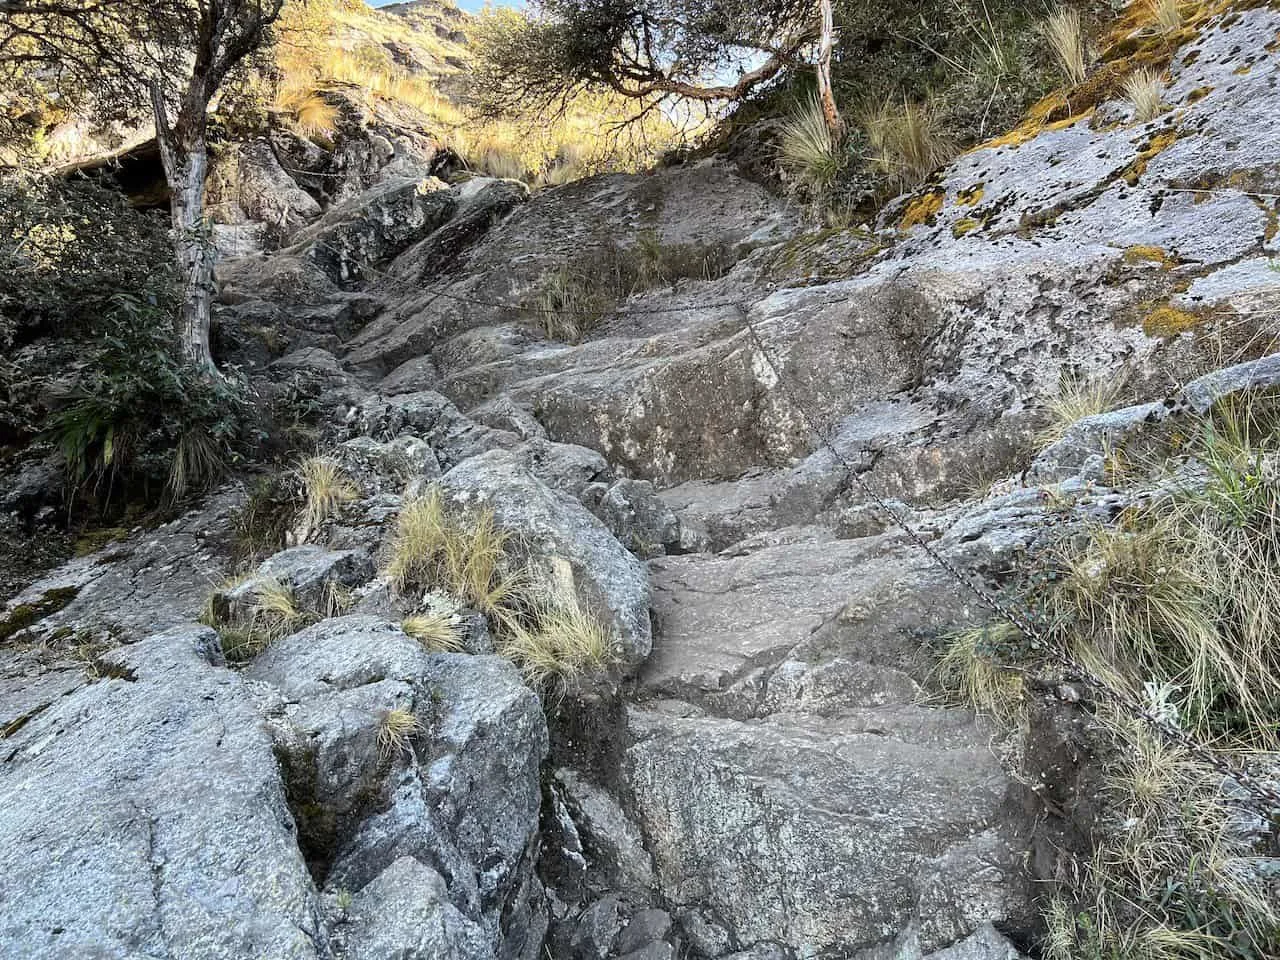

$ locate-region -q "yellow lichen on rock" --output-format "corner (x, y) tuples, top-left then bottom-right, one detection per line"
(900, 189), (944, 229)
(1123, 128), (1179, 185)
(957, 184), (985, 206)
(952, 217), (981, 238)
(1123, 245), (1177, 268)
(1143, 304), (1202, 337)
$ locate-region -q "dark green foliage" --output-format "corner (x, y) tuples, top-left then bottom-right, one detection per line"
(0, 175), (176, 348)
(42, 292), (248, 504)
(0, 175), (247, 509)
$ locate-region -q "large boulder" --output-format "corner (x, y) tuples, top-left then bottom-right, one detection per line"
(440, 451), (653, 668)
(289, 177), (460, 286)
(0, 625), (327, 959)
(248, 615), (550, 960)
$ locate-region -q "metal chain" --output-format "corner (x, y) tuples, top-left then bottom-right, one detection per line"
(737, 307), (1280, 813)
(284, 236), (1280, 810)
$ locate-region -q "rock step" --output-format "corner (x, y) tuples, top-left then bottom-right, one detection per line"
(621, 705), (1028, 956)
(644, 528), (967, 705)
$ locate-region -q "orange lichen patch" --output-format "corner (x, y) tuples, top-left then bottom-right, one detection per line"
(957, 184), (985, 206)
(1254, 198), (1279, 242)
(1144, 304), (1203, 337)
(1123, 129), (1179, 185)
(979, 107), (1093, 151)
(1124, 244), (1177, 268)
(952, 217), (982, 238)
(900, 189), (944, 229)
(1185, 85), (1213, 103)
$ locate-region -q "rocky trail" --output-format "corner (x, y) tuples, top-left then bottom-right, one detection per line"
(3, 5), (1280, 959)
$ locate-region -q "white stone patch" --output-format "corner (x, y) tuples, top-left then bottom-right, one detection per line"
(1176, 256), (1280, 309)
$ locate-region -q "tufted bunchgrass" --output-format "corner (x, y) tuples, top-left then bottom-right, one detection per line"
(387, 487), (523, 617)
(250, 577), (309, 638)
(1037, 374), (1123, 448)
(296, 455), (359, 537)
(1042, 7), (1088, 86)
(778, 93), (843, 193)
(933, 622), (1026, 725)
(1124, 67), (1166, 123)
(1044, 711), (1280, 959)
(402, 612), (465, 653)
(1149, 0), (1182, 34)
(861, 94), (952, 189)
(497, 597), (615, 690)
(377, 707), (422, 760)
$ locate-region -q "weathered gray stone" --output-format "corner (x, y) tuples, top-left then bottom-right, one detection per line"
(290, 177), (459, 286)
(249, 615), (548, 960)
(0, 625), (326, 960)
(220, 546), (375, 622)
(597, 479), (681, 558)
(922, 923), (1026, 960)
(342, 856), (494, 960)
(441, 451), (652, 667)
(615, 909), (673, 954)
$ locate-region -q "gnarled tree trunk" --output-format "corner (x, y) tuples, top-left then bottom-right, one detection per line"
(151, 79), (216, 374)
(816, 0), (841, 134)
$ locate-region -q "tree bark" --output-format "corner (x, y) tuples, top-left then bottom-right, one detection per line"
(816, 0), (841, 134)
(150, 78), (216, 374)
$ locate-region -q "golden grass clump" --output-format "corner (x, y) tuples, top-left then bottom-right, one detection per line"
(1037, 374), (1123, 448)
(387, 487), (521, 616)
(377, 707), (422, 759)
(778, 94), (842, 193)
(1123, 67), (1166, 122)
(862, 95), (952, 189)
(1043, 7), (1089, 86)
(1149, 0), (1183, 34)
(287, 92), (340, 140)
(297, 456), (359, 537)
(402, 612), (465, 653)
(933, 623), (1026, 725)
(499, 598), (615, 690)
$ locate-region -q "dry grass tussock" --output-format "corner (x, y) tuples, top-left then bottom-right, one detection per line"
(402, 612), (464, 653)
(387, 486), (618, 687)
(296, 455), (359, 537)
(1043, 7), (1088, 86)
(1148, 0), (1183, 34)
(933, 623), (1025, 725)
(861, 95), (953, 189)
(778, 94), (842, 193)
(1123, 67), (1166, 122)
(1037, 374), (1124, 448)
(378, 707), (421, 759)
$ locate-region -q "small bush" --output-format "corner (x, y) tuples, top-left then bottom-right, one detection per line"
(934, 623), (1026, 724)
(1123, 68), (1166, 123)
(531, 234), (736, 343)
(1043, 7), (1088, 86)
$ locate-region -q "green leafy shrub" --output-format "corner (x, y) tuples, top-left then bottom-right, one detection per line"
(0, 174), (176, 348)
(0, 174), (247, 508)
(44, 292), (248, 504)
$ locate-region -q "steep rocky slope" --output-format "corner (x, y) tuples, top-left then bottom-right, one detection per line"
(3, 4), (1280, 960)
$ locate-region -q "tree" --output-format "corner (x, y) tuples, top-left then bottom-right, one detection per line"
(473, 0), (840, 128)
(0, 0), (285, 373)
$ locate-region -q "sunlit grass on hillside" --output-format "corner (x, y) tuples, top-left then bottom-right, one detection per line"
(270, 0), (682, 186)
